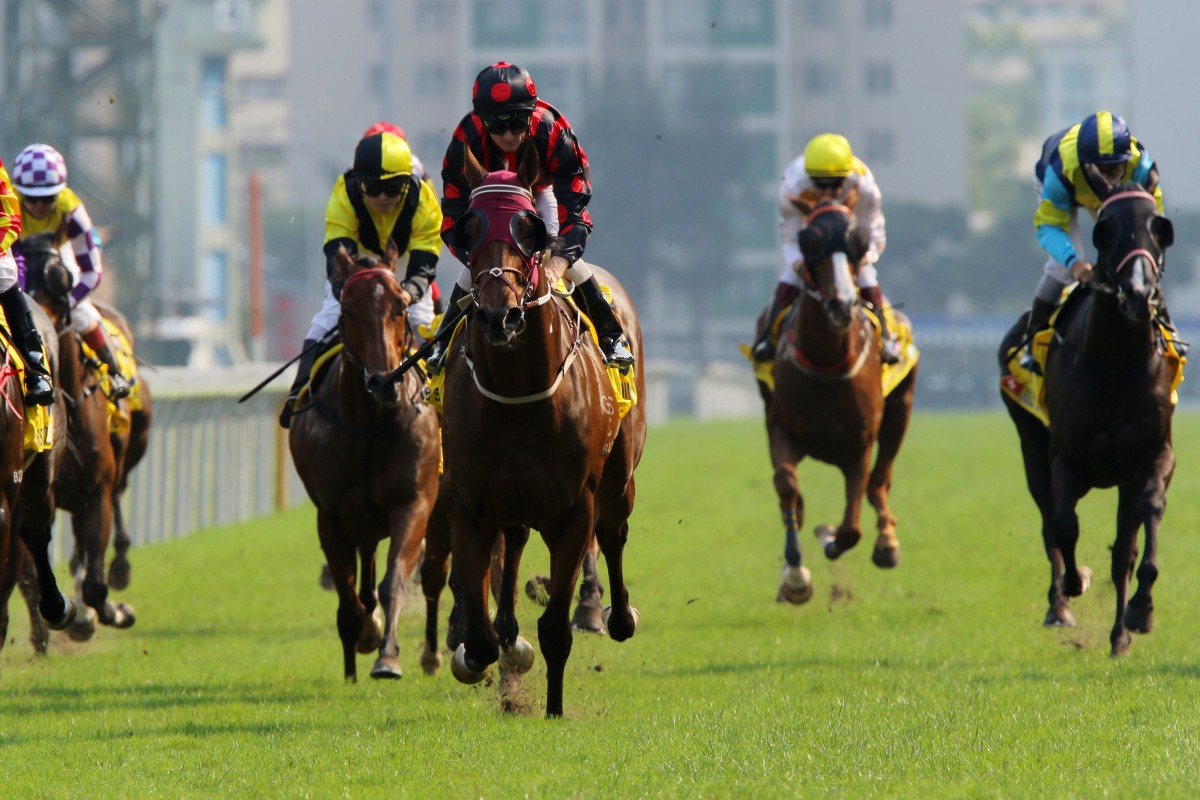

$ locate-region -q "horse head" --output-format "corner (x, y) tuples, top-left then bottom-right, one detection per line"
(451, 140), (548, 347)
(791, 199), (871, 329)
(1090, 181), (1172, 325)
(19, 232), (75, 327)
(329, 240), (411, 407)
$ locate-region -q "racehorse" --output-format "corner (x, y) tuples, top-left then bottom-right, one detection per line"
(20, 233), (142, 639)
(755, 199), (918, 604)
(0, 290), (76, 674)
(289, 241), (441, 681)
(999, 181), (1178, 656)
(436, 140), (647, 717)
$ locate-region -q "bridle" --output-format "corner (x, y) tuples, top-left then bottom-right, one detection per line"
(335, 266), (413, 405)
(1090, 189), (1164, 310)
(464, 182), (554, 325)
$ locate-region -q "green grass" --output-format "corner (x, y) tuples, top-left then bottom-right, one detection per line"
(4, 411), (1200, 798)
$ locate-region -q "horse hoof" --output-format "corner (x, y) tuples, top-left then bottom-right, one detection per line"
(370, 657), (404, 680)
(601, 605), (639, 640)
(1077, 566), (1093, 595)
(107, 560), (131, 591)
(524, 577), (550, 606)
(814, 525), (840, 560)
(571, 600), (606, 634)
(871, 544), (900, 569)
(318, 563), (335, 591)
(1043, 606), (1076, 627)
(499, 636), (535, 675)
(450, 644), (490, 685)
(110, 602), (137, 629)
(1123, 603), (1154, 634)
(420, 645), (443, 676)
(43, 597), (77, 632)
(69, 609), (98, 642)
(834, 528), (862, 553)
(776, 565), (813, 605)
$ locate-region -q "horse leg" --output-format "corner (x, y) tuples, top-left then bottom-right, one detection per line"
(357, 542), (382, 655)
(594, 478), (639, 643)
(317, 511), (364, 682)
(867, 374), (916, 568)
(538, 499), (594, 718)
(1108, 486), (1141, 656)
(1050, 460), (1092, 600)
(77, 491), (135, 631)
(448, 508), (500, 685)
(1119, 449), (1173, 650)
(419, 497), (452, 675)
(107, 495), (132, 590)
(819, 451), (870, 559)
(370, 501), (432, 680)
(769, 431), (811, 603)
(15, 543), (50, 653)
(495, 525), (535, 700)
(571, 535), (605, 634)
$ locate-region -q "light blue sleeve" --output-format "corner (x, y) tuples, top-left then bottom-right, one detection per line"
(1035, 170), (1077, 267)
(1131, 149), (1153, 185)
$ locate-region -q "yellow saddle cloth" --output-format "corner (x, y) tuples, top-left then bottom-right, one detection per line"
(1000, 314), (1186, 427)
(0, 306), (55, 454)
(79, 317), (143, 436)
(422, 283), (639, 420)
(740, 303), (919, 397)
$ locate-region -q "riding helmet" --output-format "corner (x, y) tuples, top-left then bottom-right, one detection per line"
(353, 131), (412, 180)
(12, 143), (67, 197)
(1077, 111), (1132, 165)
(472, 62), (538, 118)
(804, 133), (854, 179)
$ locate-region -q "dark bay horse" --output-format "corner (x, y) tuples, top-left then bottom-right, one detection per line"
(289, 242), (441, 681)
(19, 233), (142, 639)
(437, 141), (646, 717)
(0, 292), (77, 676)
(999, 181), (1177, 655)
(757, 200), (917, 604)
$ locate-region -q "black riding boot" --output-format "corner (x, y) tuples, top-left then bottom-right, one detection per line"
(751, 283), (800, 362)
(93, 341), (132, 400)
(0, 285), (54, 406)
(424, 283), (470, 376)
(860, 285), (901, 365)
(1018, 298), (1057, 374)
(279, 339), (320, 429)
(575, 276), (634, 368)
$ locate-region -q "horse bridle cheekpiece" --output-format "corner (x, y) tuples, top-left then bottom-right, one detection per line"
(455, 173), (549, 309)
(1092, 189), (1168, 298)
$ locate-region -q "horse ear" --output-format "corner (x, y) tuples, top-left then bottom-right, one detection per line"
(463, 144), (487, 190)
(787, 192), (814, 218)
(384, 238), (400, 270)
(1092, 216), (1117, 251)
(846, 226), (871, 264)
(332, 245), (355, 283)
(1081, 163), (1113, 201)
(1151, 215), (1174, 249)
(516, 140), (541, 190)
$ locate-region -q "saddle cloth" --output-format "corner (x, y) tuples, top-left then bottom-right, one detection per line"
(740, 302), (919, 397)
(0, 306), (54, 453)
(79, 317), (143, 436)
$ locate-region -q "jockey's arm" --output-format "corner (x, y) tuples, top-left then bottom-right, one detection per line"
(66, 202), (103, 306)
(1034, 170), (1080, 269)
(400, 178), (443, 303)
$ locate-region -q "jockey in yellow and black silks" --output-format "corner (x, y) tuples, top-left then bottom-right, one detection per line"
(1019, 111), (1164, 371)
(280, 128), (443, 429)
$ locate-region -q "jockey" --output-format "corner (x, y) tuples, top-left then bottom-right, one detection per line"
(0, 156), (54, 405)
(11, 143), (131, 399)
(279, 128), (443, 429)
(1019, 110), (1163, 371)
(751, 133), (900, 365)
(426, 61), (634, 374)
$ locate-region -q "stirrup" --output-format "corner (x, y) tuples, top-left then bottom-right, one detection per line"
(601, 335), (635, 369)
(424, 340), (448, 376)
(751, 338), (776, 363)
(1018, 346), (1042, 376)
(108, 373), (132, 400)
(880, 338), (901, 365)
(24, 373), (55, 407)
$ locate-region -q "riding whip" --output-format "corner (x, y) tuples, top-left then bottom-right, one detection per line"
(237, 336), (331, 403)
(367, 292), (474, 394)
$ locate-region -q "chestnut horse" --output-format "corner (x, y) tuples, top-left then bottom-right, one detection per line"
(999, 181), (1177, 655)
(756, 200), (917, 604)
(19, 233), (143, 640)
(435, 141), (646, 717)
(0, 294), (77, 675)
(289, 242), (441, 681)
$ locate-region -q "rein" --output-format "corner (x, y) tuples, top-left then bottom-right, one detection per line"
(465, 301), (585, 404)
(783, 308), (873, 380)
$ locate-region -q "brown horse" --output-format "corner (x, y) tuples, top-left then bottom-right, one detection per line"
(435, 141), (646, 717)
(756, 200), (918, 603)
(999, 181), (1177, 656)
(19, 233), (139, 639)
(289, 242), (441, 681)
(0, 291), (77, 672)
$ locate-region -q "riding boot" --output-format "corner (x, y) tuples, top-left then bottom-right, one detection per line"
(1018, 298), (1057, 374)
(425, 283), (470, 377)
(0, 285), (54, 406)
(574, 276), (635, 369)
(751, 282), (800, 362)
(279, 339), (320, 429)
(82, 328), (132, 400)
(860, 285), (901, 365)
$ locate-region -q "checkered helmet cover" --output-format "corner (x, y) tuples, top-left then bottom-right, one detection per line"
(13, 144), (67, 196)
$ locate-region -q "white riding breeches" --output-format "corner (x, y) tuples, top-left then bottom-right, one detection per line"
(776, 259), (880, 289)
(0, 252), (17, 293)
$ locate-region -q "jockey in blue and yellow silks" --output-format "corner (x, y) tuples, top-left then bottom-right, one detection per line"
(1019, 111), (1163, 370)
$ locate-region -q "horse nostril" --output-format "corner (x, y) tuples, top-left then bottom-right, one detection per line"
(503, 307), (524, 333)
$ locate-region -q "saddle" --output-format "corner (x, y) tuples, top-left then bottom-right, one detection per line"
(740, 301), (918, 397)
(78, 318), (143, 435)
